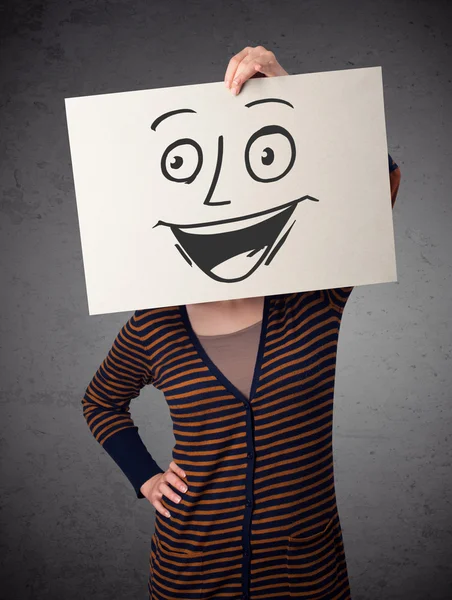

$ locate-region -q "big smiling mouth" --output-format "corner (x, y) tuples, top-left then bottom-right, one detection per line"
(154, 195), (319, 282)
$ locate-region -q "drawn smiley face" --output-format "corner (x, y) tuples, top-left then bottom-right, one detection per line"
(151, 99), (319, 283)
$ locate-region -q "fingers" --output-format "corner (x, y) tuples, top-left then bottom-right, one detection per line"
(153, 497), (170, 518)
(149, 462), (189, 519)
(166, 468), (188, 494)
(159, 481), (183, 504)
(225, 46), (279, 95)
(230, 56), (263, 95)
(224, 46), (251, 89)
(169, 460), (186, 481)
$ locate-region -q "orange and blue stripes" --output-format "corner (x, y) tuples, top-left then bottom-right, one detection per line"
(83, 290), (354, 599)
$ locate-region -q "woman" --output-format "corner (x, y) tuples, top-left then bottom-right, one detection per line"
(82, 46), (401, 600)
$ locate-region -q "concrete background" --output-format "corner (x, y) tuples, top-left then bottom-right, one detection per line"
(1, 0), (451, 598)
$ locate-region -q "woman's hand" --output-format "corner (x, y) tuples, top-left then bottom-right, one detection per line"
(140, 460), (188, 518)
(224, 45), (289, 95)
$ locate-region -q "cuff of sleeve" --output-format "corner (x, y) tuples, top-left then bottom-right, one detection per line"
(102, 427), (165, 499)
(388, 153), (399, 173)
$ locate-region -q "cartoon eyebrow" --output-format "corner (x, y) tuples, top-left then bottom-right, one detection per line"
(151, 108), (196, 131)
(245, 98), (294, 109)
(151, 99), (293, 131)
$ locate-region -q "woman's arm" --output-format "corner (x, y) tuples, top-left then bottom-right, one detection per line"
(82, 312), (164, 499)
(389, 155), (401, 208)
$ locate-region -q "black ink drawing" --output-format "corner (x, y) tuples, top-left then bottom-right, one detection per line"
(151, 98), (319, 283)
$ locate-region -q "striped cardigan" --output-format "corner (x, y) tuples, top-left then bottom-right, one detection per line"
(82, 156), (400, 599)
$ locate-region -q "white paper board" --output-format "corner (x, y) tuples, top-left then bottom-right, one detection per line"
(65, 66), (397, 315)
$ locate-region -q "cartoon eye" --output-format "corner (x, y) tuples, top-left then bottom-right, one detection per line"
(161, 138), (203, 184)
(245, 125), (296, 183)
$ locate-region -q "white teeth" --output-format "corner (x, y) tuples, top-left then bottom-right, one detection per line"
(178, 206), (287, 236)
(211, 248), (267, 279)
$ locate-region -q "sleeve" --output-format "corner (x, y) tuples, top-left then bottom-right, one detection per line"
(325, 286), (354, 315)
(81, 311), (164, 499)
(388, 153), (399, 172)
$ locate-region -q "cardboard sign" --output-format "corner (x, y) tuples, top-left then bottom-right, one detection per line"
(65, 66), (396, 315)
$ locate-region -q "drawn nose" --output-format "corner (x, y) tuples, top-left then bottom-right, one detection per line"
(203, 135), (231, 206)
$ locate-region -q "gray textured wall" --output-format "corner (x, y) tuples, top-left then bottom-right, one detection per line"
(1, 0), (451, 598)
